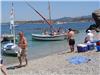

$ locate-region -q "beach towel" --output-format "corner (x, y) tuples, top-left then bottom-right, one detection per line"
(67, 55), (91, 64)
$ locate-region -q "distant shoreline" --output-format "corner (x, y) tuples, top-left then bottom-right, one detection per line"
(1, 15), (94, 24)
(1, 21), (94, 25)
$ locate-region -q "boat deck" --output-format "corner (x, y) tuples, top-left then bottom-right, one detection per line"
(1, 34), (14, 42)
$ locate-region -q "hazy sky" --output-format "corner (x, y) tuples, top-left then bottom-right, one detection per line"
(1, 0), (100, 22)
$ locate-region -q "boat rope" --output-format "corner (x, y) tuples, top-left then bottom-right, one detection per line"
(25, 1), (53, 33)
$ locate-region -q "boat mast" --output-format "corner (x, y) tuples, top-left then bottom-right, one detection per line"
(48, 1), (53, 34)
(25, 1), (53, 34)
(48, 1), (51, 24)
(10, 2), (15, 44)
(48, 1), (54, 34)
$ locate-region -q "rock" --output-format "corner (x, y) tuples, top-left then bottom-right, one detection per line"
(92, 9), (100, 28)
(86, 9), (100, 32)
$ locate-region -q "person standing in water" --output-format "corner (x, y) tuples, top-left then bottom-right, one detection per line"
(18, 32), (28, 67)
(67, 28), (75, 52)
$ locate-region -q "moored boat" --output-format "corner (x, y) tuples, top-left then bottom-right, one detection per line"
(2, 2), (19, 57)
(1, 34), (14, 42)
(32, 34), (66, 41)
(2, 43), (20, 57)
(26, 1), (67, 41)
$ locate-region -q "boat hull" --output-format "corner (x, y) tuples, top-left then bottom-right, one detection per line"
(3, 51), (17, 57)
(2, 43), (21, 57)
(32, 34), (66, 41)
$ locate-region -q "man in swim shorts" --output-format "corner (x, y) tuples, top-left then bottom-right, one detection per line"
(67, 28), (75, 52)
(18, 32), (28, 67)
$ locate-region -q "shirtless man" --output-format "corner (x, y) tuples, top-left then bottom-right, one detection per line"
(18, 32), (28, 67)
(67, 28), (75, 52)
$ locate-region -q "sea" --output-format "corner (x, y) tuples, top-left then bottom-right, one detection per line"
(1, 22), (95, 65)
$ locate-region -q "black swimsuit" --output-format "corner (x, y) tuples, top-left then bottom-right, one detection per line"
(69, 39), (75, 45)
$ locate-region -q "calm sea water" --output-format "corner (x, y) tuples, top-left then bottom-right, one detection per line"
(1, 22), (94, 65)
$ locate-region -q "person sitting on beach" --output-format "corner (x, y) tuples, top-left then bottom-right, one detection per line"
(0, 56), (8, 75)
(67, 28), (75, 52)
(84, 30), (94, 43)
(18, 32), (28, 67)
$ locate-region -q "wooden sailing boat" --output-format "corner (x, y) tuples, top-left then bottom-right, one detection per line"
(2, 2), (20, 56)
(26, 1), (66, 41)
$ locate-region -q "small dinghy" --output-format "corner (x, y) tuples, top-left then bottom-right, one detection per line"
(2, 43), (21, 57)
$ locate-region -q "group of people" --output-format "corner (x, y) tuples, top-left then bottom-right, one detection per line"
(1, 28), (100, 75)
(66, 28), (100, 53)
(42, 28), (65, 35)
(1, 29), (75, 75)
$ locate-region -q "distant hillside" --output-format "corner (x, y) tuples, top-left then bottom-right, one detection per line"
(2, 15), (94, 24)
(80, 15), (92, 18)
(55, 17), (73, 22)
(54, 15), (93, 23)
(15, 20), (44, 24)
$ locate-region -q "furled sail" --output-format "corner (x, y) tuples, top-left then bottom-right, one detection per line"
(10, 2), (14, 34)
(10, 2), (15, 44)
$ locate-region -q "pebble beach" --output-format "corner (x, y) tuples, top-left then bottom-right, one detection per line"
(7, 49), (100, 75)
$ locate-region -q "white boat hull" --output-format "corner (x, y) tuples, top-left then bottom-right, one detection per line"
(2, 43), (21, 57)
(32, 34), (66, 41)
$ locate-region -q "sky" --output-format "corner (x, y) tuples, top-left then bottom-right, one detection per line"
(1, 0), (100, 23)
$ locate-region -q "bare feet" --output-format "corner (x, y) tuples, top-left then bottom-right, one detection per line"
(17, 64), (22, 68)
(67, 51), (74, 53)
